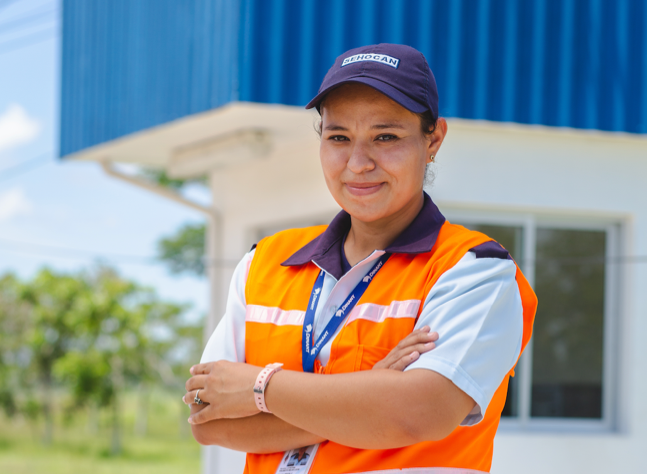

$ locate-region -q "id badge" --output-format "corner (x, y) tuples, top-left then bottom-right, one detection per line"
(275, 444), (319, 474)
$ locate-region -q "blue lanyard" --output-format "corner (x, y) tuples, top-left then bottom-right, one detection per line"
(302, 253), (391, 373)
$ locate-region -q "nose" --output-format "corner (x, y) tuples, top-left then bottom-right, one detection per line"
(346, 140), (375, 174)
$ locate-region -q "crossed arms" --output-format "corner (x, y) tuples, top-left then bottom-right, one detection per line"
(184, 327), (475, 453)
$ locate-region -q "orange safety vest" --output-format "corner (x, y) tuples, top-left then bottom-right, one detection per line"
(244, 215), (537, 473)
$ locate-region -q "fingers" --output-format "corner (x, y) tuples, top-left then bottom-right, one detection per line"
(182, 390), (206, 405)
(391, 329), (438, 358)
(389, 351), (420, 371)
(188, 404), (217, 425)
(183, 389), (210, 406)
(185, 374), (208, 392)
(373, 326), (440, 372)
(396, 327), (438, 349)
(407, 340), (437, 357)
(190, 363), (213, 375)
(388, 340), (436, 369)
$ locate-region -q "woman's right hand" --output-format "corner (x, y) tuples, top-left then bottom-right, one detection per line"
(372, 326), (439, 371)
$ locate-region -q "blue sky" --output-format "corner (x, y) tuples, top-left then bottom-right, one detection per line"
(0, 0), (208, 322)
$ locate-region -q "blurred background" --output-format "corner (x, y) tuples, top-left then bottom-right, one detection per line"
(1, 1), (646, 473)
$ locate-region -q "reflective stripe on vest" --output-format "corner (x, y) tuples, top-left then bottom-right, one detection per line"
(347, 469), (487, 474)
(243, 221), (537, 474)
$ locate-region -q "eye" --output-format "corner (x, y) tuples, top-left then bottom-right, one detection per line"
(376, 134), (398, 142)
(328, 135), (349, 142)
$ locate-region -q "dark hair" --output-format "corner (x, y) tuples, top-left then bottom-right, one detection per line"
(417, 110), (438, 136)
(415, 110), (438, 187)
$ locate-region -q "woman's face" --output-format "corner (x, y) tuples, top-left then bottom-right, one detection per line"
(320, 83), (447, 224)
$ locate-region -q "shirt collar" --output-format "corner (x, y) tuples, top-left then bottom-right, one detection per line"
(281, 192), (446, 280)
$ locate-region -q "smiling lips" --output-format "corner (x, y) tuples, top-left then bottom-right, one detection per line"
(345, 182), (385, 196)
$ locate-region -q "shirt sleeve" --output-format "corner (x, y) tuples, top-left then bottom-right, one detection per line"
(200, 249), (255, 364)
(403, 251), (524, 426)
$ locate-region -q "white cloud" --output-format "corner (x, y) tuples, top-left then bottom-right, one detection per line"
(0, 187), (33, 222)
(0, 104), (41, 154)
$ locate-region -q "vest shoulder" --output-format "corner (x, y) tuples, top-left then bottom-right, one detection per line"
(436, 221), (511, 260)
(255, 225), (327, 260)
(436, 221), (491, 249)
(262, 225), (327, 245)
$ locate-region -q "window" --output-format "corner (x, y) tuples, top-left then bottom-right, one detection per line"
(531, 228), (606, 419)
(454, 213), (620, 430)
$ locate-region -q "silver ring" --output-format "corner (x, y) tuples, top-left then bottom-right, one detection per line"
(194, 389), (204, 405)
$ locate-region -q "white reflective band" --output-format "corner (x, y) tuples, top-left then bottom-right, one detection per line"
(345, 299), (420, 325)
(348, 469), (487, 474)
(246, 305), (305, 326)
(245, 300), (420, 327)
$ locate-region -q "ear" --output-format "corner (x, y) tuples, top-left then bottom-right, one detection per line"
(426, 118), (448, 163)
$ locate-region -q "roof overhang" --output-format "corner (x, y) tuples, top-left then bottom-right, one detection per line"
(63, 102), (322, 177)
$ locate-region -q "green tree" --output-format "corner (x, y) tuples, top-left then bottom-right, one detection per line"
(139, 168), (206, 190)
(0, 273), (30, 419)
(52, 266), (193, 455)
(138, 167), (208, 278)
(15, 269), (94, 444)
(0, 266), (202, 454)
(157, 223), (206, 277)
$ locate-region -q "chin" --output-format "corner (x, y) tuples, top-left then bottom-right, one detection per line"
(342, 200), (391, 223)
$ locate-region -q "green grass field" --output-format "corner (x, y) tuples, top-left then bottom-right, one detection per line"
(0, 389), (201, 474)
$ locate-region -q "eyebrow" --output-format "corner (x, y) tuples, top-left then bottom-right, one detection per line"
(371, 123), (406, 130)
(323, 122), (406, 131)
(323, 124), (348, 131)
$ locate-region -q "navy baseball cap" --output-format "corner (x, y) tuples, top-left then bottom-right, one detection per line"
(306, 43), (439, 120)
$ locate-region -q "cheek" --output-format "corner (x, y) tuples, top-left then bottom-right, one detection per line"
(376, 144), (426, 186)
(319, 142), (347, 182)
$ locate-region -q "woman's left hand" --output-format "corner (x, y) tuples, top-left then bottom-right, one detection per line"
(183, 360), (262, 424)
(373, 326), (438, 371)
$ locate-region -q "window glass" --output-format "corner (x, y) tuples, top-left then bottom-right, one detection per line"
(460, 223), (523, 418)
(531, 228), (606, 418)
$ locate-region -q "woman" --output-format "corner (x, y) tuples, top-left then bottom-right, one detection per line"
(183, 43), (537, 474)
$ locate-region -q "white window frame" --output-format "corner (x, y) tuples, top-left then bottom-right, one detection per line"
(442, 207), (622, 433)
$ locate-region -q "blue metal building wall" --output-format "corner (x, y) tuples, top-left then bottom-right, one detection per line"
(60, 0), (240, 157)
(60, 0), (647, 158)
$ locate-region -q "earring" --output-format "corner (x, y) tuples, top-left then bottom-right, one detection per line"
(430, 154), (435, 162)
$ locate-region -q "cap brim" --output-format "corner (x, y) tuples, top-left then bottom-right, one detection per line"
(305, 76), (428, 114)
